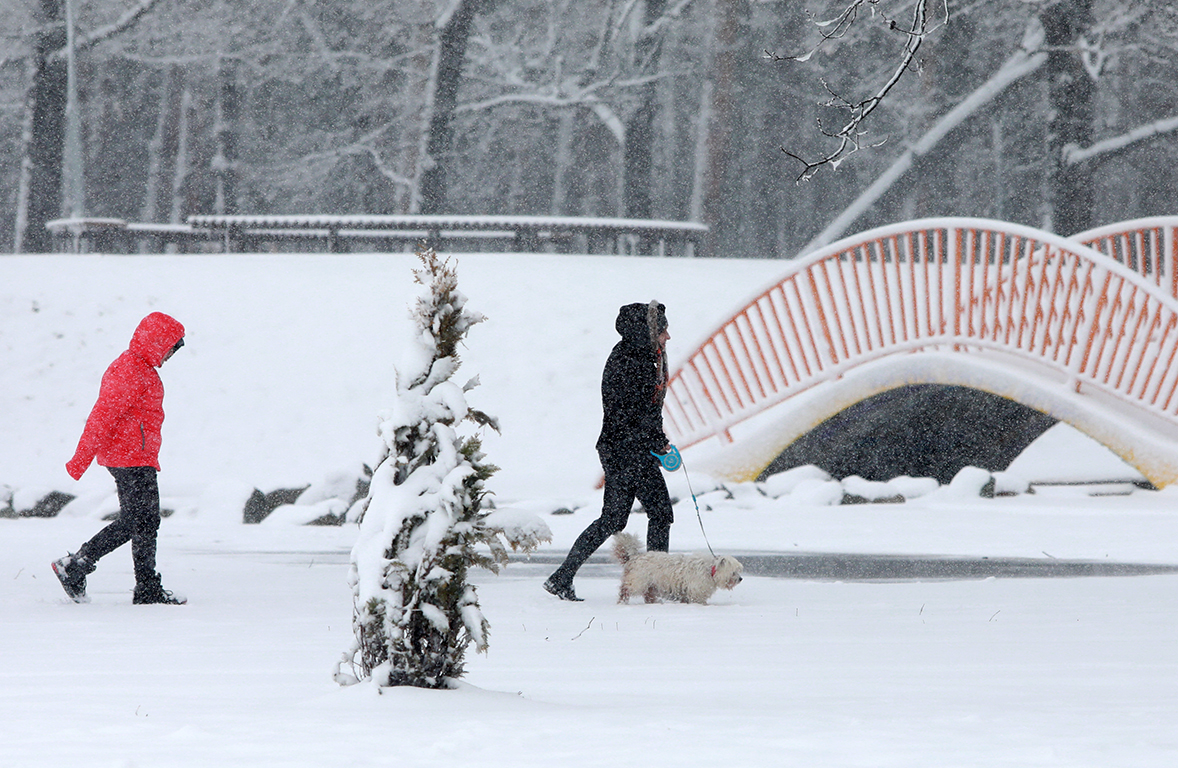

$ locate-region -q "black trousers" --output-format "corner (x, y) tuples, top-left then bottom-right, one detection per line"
(78, 466), (160, 585)
(549, 452), (673, 587)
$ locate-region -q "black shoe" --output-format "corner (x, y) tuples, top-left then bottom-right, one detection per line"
(543, 577), (583, 602)
(51, 553), (92, 603)
(133, 575), (187, 605)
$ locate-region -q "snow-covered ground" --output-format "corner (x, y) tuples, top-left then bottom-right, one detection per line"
(3, 251), (1177, 766)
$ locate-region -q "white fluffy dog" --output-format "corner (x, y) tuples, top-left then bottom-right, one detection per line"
(612, 532), (743, 604)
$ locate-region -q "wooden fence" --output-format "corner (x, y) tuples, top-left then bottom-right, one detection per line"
(46, 214), (707, 257)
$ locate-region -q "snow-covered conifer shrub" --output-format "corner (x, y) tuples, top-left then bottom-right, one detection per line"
(334, 245), (549, 689)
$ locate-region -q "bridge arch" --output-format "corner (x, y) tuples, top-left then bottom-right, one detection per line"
(664, 217), (1178, 487)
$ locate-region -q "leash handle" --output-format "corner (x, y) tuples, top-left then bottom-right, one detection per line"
(650, 445), (682, 472)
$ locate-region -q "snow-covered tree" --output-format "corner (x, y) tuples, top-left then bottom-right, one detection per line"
(334, 244), (550, 690)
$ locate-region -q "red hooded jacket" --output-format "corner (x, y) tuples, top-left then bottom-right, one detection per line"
(66, 313), (185, 479)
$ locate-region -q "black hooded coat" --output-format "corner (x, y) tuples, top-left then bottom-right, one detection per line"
(545, 302), (674, 595)
(595, 302), (669, 466)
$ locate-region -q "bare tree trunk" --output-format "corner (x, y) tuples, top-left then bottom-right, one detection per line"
(140, 66), (178, 225)
(623, 89), (656, 220)
(169, 87), (192, 238)
(623, 0), (666, 238)
(990, 118), (1006, 221)
(399, 19), (436, 214)
(699, 0), (747, 257)
(15, 0), (161, 251)
(551, 109), (576, 215)
(688, 79), (712, 225)
(418, 0), (480, 215)
(16, 0), (67, 253)
(213, 57), (240, 216)
(13, 58), (38, 253)
(61, 0), (85, 222)
(1040, 0), (1095, 236)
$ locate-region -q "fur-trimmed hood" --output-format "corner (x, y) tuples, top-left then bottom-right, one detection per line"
(615, 301), (667, 350)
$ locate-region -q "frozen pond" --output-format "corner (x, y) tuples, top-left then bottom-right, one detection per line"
(508, 551), (1178, 581)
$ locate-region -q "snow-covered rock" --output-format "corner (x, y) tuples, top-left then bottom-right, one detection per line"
(790, 477), (845, 506)
(885, 475), (941, 500)
(993, 471), (1031, 496)
(262, 498), (350, 526)
(760, 465), (832, 498)
(943, 466), (996, 498)
(841, 475), (904, 504)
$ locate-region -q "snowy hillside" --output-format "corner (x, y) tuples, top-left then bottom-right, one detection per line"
(1, 252), (786, 504)
(0, 250), (1144, 519)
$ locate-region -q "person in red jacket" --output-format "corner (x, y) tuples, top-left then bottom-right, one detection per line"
(52, 312), (187, 605)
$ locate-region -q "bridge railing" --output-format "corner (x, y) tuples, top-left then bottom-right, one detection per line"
(664, 218), (1178, 449)
(1074, 217), (1178, 298)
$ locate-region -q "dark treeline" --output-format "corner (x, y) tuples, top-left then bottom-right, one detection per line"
(2, 0), (1176, 258)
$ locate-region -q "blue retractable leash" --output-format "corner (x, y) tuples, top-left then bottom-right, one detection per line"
(651, 446), (716, 557)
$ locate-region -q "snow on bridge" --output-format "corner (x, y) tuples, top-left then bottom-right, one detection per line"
(665, 217), (1178, 488)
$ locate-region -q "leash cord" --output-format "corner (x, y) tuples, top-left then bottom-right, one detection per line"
(681, 460), (716, 558)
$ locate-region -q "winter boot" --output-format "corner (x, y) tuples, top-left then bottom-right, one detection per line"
(132, 573), (186, 605)
(543, 576), (583, 602)
(51, 553), (94, 603)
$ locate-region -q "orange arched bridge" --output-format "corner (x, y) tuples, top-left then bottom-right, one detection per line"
(664, 217), (1178, 487)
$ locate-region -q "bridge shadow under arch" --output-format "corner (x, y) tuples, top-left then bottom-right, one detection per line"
(757, 384), (1057, 484)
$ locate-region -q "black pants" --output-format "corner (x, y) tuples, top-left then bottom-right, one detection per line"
(549, 452), (673, 587)
(78, 466), (160, 585)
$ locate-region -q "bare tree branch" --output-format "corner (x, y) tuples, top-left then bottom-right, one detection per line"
(772, 0), (949, 182)
(767, 0), (883, 64)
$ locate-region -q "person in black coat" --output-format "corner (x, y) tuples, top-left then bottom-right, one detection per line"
(544, 301), (674, 601)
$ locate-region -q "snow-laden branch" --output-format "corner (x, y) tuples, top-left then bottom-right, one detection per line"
(590, 101), (626, 145)
(642, 0), (697, 41)
(1065, 114), (1178, 166)
(293, 3), (334, 55)
(455, 91), (626, 146)
(436, 0), (467, 30)
(5, 0), (165, 66)
(800, 36), (1048, 255)
(56, 0), (166, 59)
(459, 0), (686, 156)
(363, 145), (416, 190)
(459, 64), (630, 145)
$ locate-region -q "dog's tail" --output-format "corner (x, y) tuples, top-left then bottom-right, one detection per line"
(611, 532), (644, 565)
